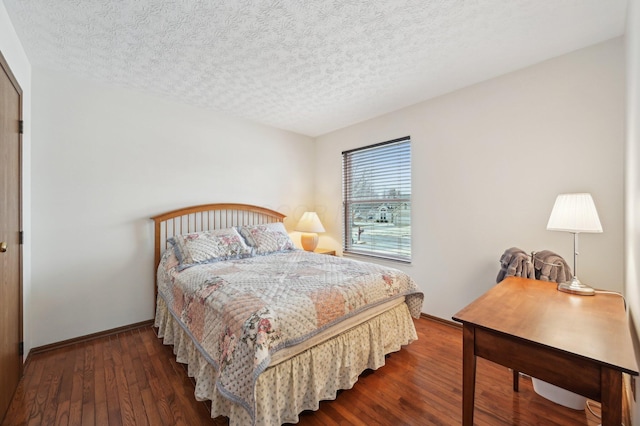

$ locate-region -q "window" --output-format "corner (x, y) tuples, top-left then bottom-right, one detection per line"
(342, 136), (411, 262)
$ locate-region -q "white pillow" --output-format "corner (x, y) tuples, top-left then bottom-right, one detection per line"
(237, 222), (295, 255)
(168, 227), (253, 270)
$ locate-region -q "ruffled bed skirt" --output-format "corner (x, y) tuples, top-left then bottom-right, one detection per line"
(155, 297), (418, 425)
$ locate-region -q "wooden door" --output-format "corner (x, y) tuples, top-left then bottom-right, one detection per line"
(0, 50), (23, 422)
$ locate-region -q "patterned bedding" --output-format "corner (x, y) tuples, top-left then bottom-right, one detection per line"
(157, 249), (423, 423)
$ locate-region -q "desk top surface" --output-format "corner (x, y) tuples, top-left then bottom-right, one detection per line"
(452, 276), (638, 375)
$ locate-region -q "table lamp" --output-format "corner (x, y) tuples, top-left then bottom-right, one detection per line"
(546, 193), (602, 296)
(295, 212), (325, 251)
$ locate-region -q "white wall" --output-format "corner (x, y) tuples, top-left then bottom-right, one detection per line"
(316, 38), (625, 321)
(30, 68), (315, 347)
(0, 2), (32, 357)
(624, 0), (640, 423)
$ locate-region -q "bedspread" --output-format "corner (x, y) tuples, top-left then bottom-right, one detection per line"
(157, 249), (423, 423)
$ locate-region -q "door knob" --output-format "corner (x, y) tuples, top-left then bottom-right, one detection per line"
(0, 242), (6, 252)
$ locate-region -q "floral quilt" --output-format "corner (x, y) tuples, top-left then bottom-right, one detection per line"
(157, 249), (423, 423)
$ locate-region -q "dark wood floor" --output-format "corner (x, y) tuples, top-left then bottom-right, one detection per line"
(2, 318), (602, 426)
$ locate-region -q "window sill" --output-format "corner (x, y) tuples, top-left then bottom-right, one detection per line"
(343, 251), (412, 266)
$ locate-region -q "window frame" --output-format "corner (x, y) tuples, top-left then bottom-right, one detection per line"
(342, 136), (412, 263)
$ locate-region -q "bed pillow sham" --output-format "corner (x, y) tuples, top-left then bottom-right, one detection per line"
(237, 222), (296, 255)
(168, 227), (253, 270)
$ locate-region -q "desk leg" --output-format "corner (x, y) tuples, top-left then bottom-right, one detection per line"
(462, 324), (476, 426)
(600, 368), (622, 426)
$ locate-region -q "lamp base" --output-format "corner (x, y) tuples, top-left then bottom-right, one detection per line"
(557, 277), (595, 296)
(300, 233), (319, 251)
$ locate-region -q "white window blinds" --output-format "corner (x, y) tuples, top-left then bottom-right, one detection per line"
(342, 137), (411, 262)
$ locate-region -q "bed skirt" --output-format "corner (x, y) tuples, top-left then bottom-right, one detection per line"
(155, 297), (418, 425)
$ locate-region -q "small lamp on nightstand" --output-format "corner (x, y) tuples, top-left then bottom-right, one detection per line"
(295, 212), (325, 251)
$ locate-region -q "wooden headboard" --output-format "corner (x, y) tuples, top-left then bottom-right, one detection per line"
(151, 203), (286, 296)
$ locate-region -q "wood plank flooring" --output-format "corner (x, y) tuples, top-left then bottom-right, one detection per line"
(2, 318), (602, 425)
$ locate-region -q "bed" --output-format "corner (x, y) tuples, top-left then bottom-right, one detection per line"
(152, 203), (423, 425)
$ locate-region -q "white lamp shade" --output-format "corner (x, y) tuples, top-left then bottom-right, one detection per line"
(295, 212), (326, 233)
(546, 193), (603, 233)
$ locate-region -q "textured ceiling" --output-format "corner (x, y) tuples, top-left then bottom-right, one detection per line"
(3, 0), (628, 137)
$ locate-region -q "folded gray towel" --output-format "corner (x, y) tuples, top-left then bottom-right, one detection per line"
(533, 250), (572, 283)
(497, 247), (534, 283)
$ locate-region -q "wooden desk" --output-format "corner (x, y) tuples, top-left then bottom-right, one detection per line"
(452, 277), (638, 426)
